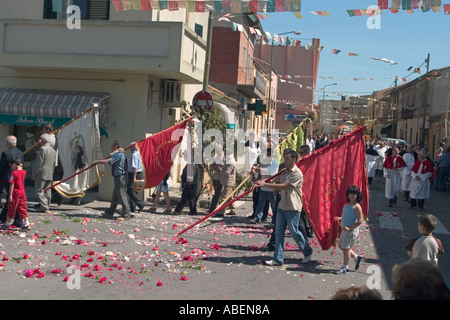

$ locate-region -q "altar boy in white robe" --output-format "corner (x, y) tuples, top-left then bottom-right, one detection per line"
(409, 148), (435, 212)
(401, 144), (417, 201)
(383, 147), (406, 207)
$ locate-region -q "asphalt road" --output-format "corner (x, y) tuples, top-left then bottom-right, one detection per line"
(0, 177), (449, 306)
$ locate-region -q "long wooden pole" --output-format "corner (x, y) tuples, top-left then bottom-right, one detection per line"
(176, 174), (253, 237)
(44, 117), (192, 192)
(176, 166), (287, 237)
(23, 106), (96, 155)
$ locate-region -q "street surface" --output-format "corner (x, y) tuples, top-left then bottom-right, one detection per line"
(0, 177), (448, 305)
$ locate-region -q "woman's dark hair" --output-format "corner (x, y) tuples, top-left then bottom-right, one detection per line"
(346, 185), (362, 203)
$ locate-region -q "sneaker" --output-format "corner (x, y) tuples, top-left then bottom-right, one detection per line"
(262, 259), (282, 266)
(355, 255), (363, 270)
(334, 267), (348, 274)
(22, 224), (31, 231)
(1, 224), (11, 230)
(301, 252), (313, 264)
(248, 218), (260, 224)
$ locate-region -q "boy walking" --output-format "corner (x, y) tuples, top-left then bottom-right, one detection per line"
(406, 214), (444, 266)
(2, 156), (30, 230)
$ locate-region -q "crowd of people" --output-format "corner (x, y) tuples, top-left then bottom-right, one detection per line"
(365, 138), (449, 210)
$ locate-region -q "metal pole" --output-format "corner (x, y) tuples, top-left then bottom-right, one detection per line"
(266, 39), (274, 132)
(203, 11), (213, 92)
(421, 53), (430, 146)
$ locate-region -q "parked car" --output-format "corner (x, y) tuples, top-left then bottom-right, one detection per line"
(381, 138), (407, 147)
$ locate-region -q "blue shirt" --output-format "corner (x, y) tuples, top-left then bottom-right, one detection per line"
(438, 153), (450, 168)
(108, 149), (127, 177)
(128, 150), (143, 173)
(341, 204), (357, 227)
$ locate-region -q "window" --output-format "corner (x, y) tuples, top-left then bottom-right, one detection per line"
(43, 0), (110, 20)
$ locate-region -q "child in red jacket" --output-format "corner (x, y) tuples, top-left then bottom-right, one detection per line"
(2, 156), (30, 230)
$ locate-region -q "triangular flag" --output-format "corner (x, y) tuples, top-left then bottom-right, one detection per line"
(140, 0), (151, 10)
(444, 4), (450, 14)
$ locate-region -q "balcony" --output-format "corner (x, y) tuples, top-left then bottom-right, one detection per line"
(0, 19), (206, 83)
(237, 69), (266, 100)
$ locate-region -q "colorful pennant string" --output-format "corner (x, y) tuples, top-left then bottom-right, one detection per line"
(107, 0), (449, 15)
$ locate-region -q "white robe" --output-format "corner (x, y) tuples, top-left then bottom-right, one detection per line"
(401, 152), (415, 192)
(409, 163), (432, 200)
(366, 154), (379, 178)
(384, 167), (403, 199)
(375, 146), (387, 170)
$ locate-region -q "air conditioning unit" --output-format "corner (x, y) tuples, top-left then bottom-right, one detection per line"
(162, 80), (181, 106)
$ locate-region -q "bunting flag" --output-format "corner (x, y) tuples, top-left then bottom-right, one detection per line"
(135, 118), (189, 189)
(331, 49), (341, 54)
(108, 0), (446, 14)
(299, 126), (369, 250)
(444, 4), (450, 14)
(54, 107), (104, 198)
(310, 11), (330, 16)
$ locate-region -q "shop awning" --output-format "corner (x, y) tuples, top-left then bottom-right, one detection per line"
(0, 88), (109, 135)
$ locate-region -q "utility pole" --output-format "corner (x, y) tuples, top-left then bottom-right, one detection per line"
(202, 11), (213, 92)
(421, 53), (430, 146)
(393, 76), (398, 138)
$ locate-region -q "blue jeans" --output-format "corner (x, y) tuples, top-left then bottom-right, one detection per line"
(273, 208), (313, 265)
(254, 190), (276, 222)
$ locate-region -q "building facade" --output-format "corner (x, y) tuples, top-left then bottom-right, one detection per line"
(371, 66), (449, 156)
(209, 13), (271, 138)
(254, 38), (320, 134)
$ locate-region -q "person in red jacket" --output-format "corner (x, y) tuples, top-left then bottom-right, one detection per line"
(383, 146), (407, 207)
(2, 156), (30, 230)
(409, 148), (435, 211)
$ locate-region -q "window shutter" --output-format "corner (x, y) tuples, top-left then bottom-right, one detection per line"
(89, 0), (110, 20)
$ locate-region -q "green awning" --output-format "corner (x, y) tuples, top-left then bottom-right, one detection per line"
(0, 88), (109, 136)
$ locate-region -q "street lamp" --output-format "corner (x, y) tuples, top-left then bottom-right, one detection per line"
(267, 30), (301, 132)
(321, 83), (338, 133)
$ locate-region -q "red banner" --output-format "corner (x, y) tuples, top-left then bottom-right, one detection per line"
(299, 126), (369, 250)
(136, 119), (189, 188)
(175, 124), (368, 251)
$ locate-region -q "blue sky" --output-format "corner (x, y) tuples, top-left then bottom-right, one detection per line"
(259, 0), (450, 103)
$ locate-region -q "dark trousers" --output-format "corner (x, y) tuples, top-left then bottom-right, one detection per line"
(127, 172), (146, 212)
(107, 175), (130, 217)
(410, 198), (425, 209)
(175, 184), (197, 214)
(209, 179), (223, 212)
